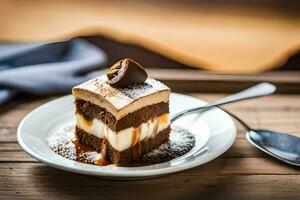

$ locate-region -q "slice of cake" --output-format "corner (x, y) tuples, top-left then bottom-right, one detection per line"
(72, 58), (171, 165)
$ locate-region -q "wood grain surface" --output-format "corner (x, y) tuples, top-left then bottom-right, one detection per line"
(0, 91), (299, 200)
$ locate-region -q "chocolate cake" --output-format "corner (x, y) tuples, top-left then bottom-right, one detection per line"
(72, 58), (171, 165)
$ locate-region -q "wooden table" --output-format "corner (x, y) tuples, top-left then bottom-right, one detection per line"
(0, 73), (300, 199)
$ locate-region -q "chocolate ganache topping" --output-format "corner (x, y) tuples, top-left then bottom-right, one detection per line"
(107, 58), (148, 88)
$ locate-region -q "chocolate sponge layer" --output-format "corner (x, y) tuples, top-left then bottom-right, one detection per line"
(75, 126), (103, 152)
(75, 99), (169, 132)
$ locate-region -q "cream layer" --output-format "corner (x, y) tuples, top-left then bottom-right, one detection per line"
(75, 113), (170, 151)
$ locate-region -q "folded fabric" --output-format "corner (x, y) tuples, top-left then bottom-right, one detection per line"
(0, 39), (107, 105)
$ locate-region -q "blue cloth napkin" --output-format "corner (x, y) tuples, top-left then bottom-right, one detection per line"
(0, 39), (107, 105)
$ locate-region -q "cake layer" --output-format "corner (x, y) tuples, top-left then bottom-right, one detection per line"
(75, 126), (171, 165)
(75, 113), (170, 151)
(75, 127), (103, 152)
(75, 99), (169, 131)
(72, 76), (170, 120)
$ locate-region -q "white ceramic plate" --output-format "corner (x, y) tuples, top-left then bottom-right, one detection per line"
(17, 93), (236, 179)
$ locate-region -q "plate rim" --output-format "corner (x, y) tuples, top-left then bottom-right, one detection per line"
(17, 93), (236, 178)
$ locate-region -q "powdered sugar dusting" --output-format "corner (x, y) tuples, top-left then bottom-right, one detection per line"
(118, 78), (169, 99)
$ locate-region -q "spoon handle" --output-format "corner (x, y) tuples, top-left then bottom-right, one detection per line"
(171, 82), (276, 123)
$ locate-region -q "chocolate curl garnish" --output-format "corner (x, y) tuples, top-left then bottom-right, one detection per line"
(107, 58), (148, 88)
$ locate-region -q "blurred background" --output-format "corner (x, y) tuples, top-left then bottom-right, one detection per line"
(1, 1), (300, 198)
(0, 0), (299, 105)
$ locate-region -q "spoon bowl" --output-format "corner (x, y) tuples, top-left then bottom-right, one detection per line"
(246, 129), (300, 166)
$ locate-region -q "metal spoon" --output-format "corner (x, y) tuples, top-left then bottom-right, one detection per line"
(171, 82), (300, 166)
(226, 110), (300, 166)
